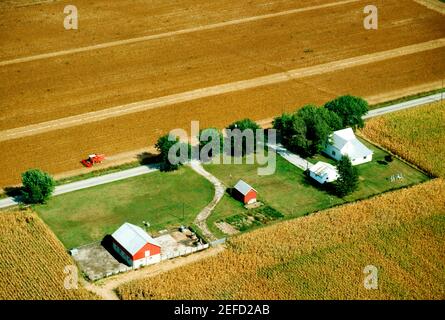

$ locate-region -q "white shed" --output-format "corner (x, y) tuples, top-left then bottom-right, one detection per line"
(309, 161), (339, 184)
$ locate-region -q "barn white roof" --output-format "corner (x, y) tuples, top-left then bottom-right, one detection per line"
(234, 179), (256, 196)
(330, 128), (373, 159)
(112, 222), (160, 256)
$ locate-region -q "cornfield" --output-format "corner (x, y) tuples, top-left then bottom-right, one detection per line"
(117, 179), (445, 300)
(0, 210), (97, 300)
(360, 101), (445, 178)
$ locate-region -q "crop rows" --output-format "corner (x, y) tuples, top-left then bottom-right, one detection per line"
(0, 210), (97, 300)
(116, 178), (445, 299)
(361, 101), (445, 178)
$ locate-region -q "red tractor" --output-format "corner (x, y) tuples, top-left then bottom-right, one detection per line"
(81, 154), (105, 168)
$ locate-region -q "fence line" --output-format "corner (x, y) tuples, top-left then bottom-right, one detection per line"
(84, 243), (212, 281)
(160, 243), (209, 261)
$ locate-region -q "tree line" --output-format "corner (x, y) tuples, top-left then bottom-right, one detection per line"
(272, 95), (368, 157)
(272, 95), (368, 197)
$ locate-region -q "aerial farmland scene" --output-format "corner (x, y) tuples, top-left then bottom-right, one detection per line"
(0, 0), (444, 307)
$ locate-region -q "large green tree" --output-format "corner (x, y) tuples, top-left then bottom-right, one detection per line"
(334, 156), (359, 197)
(226, 119), (261, 156)
(155, 134), (190, 171)
(324, 95), (369, 129)
(198, 127), (223, 161)
(21, 169), (56, 204)
(273, 105), (342, 157)
(298, 105), (332, 155)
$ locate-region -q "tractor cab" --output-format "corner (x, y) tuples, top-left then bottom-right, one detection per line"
(81, 153), (105, 168)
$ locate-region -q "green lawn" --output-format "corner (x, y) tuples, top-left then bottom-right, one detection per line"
(35, 167), (213, 249)
(307, 138), (429, 199)
(205, 141), (428, 238)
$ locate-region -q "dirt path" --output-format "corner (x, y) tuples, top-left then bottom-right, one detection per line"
(83, 245), (225, 300)
(190, 160), (226, 241)
(81, 278), (119, 301)
(0, 0), (358, 67)
(1, 38), (444, 143)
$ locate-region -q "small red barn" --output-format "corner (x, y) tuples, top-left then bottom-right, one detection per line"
(233, 179), (257, 205)
(111, 222), (161, 268)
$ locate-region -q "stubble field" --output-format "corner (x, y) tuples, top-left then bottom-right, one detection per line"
(0, 0), (444, 188)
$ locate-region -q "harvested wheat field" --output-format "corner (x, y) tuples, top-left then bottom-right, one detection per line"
(1, 0), (444, 129)
(0, 0), (444, 188)
(117, 179), (445, 300)
(0, 209), (97, 300)
(361, 101), (445, 178)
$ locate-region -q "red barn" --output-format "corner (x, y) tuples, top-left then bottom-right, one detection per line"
(233, 179), (257, 205)
(111, 222), (161, 268)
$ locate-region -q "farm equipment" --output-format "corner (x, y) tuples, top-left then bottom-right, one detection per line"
(81, 154), (105, 168)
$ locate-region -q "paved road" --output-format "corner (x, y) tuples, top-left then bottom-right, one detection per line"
(267, 143), (313, 171)
(363, 92), (443, 119)
(0, 92), (442, 210)
(0, 164), (159, 209)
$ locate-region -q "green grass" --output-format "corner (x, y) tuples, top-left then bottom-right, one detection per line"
(35, 166), (213, 249)
(206, 141), (428, 237)
(307, 138), (429, 199)
(0, 157), (160, 199)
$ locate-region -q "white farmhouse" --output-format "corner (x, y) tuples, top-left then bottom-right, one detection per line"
(324, 128), (373, 166)
(309, 161), (338, 184)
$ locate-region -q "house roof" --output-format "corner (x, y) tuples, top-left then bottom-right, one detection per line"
(330, 128), (355, 149)
(344, 139), (373, 159)
(234, 179), (256, 196)
(112, 222), (160, 256)
(330, 128), (373, 159)
(309, 161), (337, 177)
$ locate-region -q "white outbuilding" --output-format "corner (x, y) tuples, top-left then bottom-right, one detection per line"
(309, 161), (339, 184)
(324, 128), (373, 166)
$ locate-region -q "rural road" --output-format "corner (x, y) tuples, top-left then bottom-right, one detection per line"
(1, 38), (444, 142)
(0, 164), (159, 209)
(0, 91), (442, 210)
(267, 143), (313, 171)
(363, 92), (444, 119)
